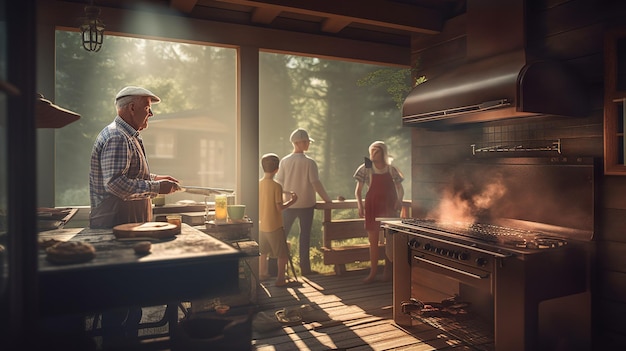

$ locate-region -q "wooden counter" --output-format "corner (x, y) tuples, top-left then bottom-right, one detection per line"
(38, 224), (242, 316)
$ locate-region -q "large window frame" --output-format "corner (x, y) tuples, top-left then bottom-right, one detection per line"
(35, 1), (410, 236)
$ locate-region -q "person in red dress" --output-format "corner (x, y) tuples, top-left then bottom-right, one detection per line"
(354, 141), (405, 283)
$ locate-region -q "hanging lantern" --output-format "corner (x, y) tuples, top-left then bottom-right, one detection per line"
(79, 5), (105, 52)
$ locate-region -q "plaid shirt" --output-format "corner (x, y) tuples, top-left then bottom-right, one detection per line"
(89, 116), (160, 209)
(353, 163), (404, 187)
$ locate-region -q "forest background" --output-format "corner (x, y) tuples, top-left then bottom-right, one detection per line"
(53, 32), (415, 273)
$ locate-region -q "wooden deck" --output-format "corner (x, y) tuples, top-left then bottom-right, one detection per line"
(251, 268), (485, 351)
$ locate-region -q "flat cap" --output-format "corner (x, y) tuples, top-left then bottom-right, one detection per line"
(115, 86), (161, 103)
(290, 128), (314, 143)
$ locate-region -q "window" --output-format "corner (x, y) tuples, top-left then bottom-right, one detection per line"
(259, 53), (412, 201)
(54, 31), (237, 205)
(52, 33), (412, 208)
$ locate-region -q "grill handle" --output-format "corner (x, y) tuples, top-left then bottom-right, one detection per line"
(413, 255), (490, 280)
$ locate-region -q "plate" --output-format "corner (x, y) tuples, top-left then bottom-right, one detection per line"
(113, 222), (178, 239)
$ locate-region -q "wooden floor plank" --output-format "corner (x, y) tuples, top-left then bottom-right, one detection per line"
(252, 268), (486, 351)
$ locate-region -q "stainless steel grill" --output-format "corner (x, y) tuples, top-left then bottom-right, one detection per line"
(399, 218), (568, 250)
(387, 157), (596, 351)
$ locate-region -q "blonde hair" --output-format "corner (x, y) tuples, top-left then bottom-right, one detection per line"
(369, 141), (392, 164)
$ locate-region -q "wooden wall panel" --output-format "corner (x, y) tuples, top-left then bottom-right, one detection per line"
(559, 137), (604, 156)
(597, 241), (626, 272)
(410, 13), (466, 78)
(596, 300), (626, 341)
(411, 14), (466, 52)
(602, 178), (626, 209)
(567, 53), (605, 83)
(599, 208), (626, 241)
(598, 270), (626, 301)
(529, 0), (606, 38)
(530, 22), (605, 61)
(411, 38), (465, 77)
(408, 0), (626, 346)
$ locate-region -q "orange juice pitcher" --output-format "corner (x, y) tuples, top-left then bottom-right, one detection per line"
(214, 195), (228, 222)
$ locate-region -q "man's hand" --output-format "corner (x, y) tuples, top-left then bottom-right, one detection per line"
(154, 175), (179, 183)
(159, 180), (181, 194)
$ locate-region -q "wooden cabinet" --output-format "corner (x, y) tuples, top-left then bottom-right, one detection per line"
(604, 28), (626, 174)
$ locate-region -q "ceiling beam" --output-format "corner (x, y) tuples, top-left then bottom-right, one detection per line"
(42, 1), (410, 67)
(214, 0), (443, 34)
(251, 7), (281, 24)
(321, 18), (351, 33)
(170, 0), (198, 13)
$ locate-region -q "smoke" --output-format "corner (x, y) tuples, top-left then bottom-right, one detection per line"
(427, 171), (507, 224)
(420, 161), (594, 235)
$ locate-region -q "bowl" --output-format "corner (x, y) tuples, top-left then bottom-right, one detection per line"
(227, 205), (246, 220)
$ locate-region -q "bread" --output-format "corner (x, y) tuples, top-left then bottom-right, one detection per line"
(133, 241), (152, 255)
(38, 238), (62, 249)
(46, 241), (95, 264)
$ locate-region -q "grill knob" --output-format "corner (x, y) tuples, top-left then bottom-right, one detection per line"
(459, 252), (469, 261)
(439, 248), (449, 256)
(476, 257), (488, 267)
(408, 238), (420, 249)
(424, 243), (432, 251)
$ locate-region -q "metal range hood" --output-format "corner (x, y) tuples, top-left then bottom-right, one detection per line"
(402, 0), (589, 125)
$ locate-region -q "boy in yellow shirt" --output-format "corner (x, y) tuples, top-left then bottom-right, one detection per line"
(259, 153), (298, 286)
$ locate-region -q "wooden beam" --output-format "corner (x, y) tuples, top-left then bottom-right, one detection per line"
(251, 7), (281, 24)
(170, 0), (197, 13)
(41, 1), (410, 66)
(214, 0), (443, 34)
(321, 17), (351, 33)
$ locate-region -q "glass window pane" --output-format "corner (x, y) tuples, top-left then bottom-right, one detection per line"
(259, 52), (412, 200)
(54, 31), (237, 207)
(259, 53), (412, 273)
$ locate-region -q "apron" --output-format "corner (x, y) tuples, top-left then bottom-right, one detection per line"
(89, 196), (152, 229)
(89, 135), (153, 229)
(364, 168), (398, 231)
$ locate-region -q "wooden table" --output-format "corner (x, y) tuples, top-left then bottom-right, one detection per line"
(38, 224), (243, 316)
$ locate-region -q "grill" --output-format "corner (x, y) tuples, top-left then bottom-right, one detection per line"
(400, 218), (568, 250)
(386, 157), (596, 351)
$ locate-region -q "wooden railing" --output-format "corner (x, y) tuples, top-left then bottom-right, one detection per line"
(315, 199), (411, 275)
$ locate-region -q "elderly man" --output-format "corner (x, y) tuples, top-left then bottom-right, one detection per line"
(88, 86), (180, 348)
(89, 85), (180, 229)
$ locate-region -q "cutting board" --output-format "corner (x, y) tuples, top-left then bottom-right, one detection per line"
(113, 222), (178, 239)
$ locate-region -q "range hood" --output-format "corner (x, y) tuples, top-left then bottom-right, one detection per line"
(402, 0), (589, 125)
